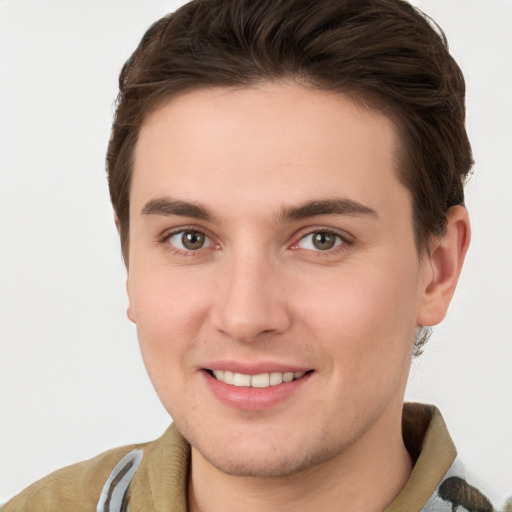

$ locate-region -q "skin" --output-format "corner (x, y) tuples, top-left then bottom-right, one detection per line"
(126, 82), (470, 512)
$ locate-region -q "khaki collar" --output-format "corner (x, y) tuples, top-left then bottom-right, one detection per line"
(384, 403), (457, 512)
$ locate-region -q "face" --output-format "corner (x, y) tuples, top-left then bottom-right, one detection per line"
(127, 83), (432, 477)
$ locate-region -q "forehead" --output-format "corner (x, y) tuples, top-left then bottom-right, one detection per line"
(131, 82), (408, 219)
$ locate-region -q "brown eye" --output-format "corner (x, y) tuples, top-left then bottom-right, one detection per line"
(182, 231), (205, 250)
(168, 230), (212, 251)
(297, 230), (344, 251)
(312, 232), (336, 250)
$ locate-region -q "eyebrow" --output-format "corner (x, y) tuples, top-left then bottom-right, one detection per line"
(141, 197), (216, 222)
(277, 198), (378, 221)
(141, 196), (377, 223)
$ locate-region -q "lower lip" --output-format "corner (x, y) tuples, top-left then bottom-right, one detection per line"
(204, 371), (312, 411)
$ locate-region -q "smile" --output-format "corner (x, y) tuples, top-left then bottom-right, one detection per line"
(209, 370), (308, 388)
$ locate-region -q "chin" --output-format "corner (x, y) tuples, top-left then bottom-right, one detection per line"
(187, 425), (347, 479)
(199, 446), (335, 478)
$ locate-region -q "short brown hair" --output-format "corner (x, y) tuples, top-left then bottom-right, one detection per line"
(107, 0), (472, 264)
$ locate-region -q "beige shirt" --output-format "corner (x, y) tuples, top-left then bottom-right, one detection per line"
(2, 403), (494, 512)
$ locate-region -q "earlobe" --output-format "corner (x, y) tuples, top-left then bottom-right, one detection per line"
(417, 205), (471, 327)
(126, 279), (136, 323)
(127, 305), (136, 323)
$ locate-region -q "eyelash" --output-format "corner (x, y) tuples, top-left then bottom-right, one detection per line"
(159, 227), (352, 257)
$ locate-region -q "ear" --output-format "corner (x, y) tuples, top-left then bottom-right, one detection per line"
(126, 278), (136, 323)
(417, 205), (471, 327)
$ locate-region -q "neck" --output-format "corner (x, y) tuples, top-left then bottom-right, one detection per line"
(188, 405), (412, 512)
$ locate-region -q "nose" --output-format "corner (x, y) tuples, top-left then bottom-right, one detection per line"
(210, 251), (292, 343)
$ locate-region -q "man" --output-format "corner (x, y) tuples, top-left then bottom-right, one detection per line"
(1, 0), (498, 510)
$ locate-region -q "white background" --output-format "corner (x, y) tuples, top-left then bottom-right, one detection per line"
(1, 0), (511, 506)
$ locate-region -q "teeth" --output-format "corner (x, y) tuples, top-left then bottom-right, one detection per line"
(233, 373), (251, 387)
(211, 370), (308, 388)
(269, 372), (283, 385)
(251, 373), (270, 388)
(283, 372), (294, 382)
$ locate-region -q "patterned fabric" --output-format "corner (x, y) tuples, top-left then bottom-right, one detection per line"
(421, 458), (493, 512)
(96, 449), (143, 512)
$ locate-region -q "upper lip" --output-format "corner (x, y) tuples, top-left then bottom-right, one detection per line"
(203, 361), (313, 375)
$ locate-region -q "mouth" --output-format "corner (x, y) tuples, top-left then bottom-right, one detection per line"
(206, 369), (313, 388)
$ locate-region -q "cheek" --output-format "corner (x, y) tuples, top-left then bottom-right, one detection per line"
(130, 263), (210, 330)
(128, 269), (211, 377)
(299, 262), (420, 368)
(131, 281), (205, 416)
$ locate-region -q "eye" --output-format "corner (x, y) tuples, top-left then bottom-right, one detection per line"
(297, 230), (344, 251)
(167, 230), (212, 251)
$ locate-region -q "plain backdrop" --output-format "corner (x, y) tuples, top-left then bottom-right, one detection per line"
(1, 0), (511, 506)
